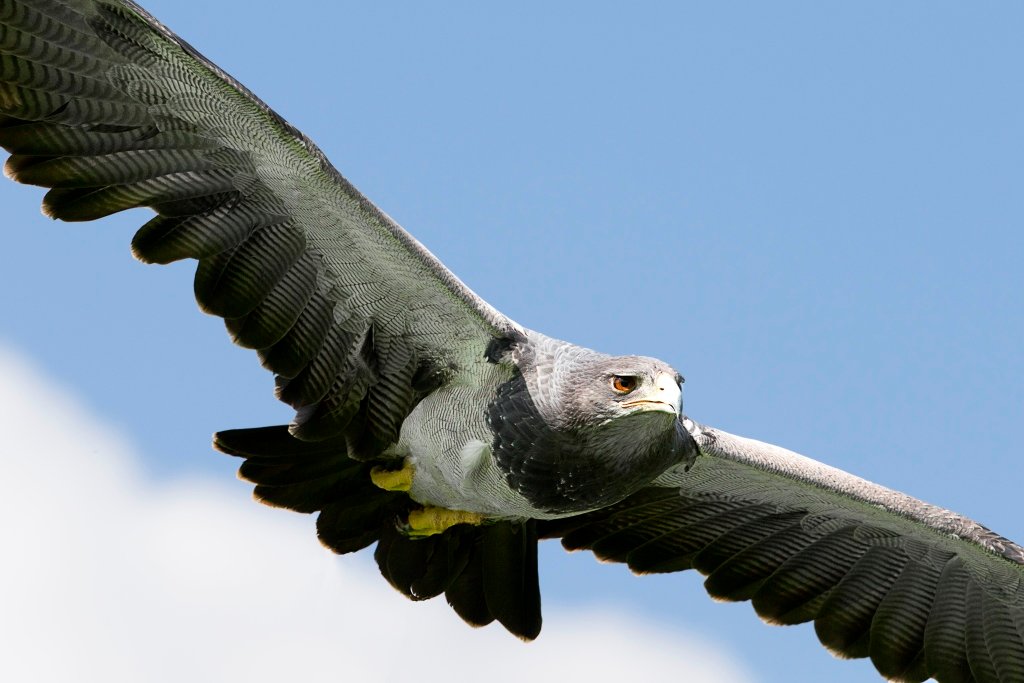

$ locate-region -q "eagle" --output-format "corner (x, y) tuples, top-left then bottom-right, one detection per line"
(1, 3), (1021, 682)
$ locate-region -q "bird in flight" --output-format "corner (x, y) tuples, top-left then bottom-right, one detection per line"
(2, 3), (1022, 681)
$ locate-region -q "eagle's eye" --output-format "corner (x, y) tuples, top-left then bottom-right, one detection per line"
(611, 375), (638, 394)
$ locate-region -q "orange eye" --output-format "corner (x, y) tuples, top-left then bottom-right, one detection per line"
(611, 375), (638, 393)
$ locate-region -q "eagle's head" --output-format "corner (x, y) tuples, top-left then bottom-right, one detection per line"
(531, 342), (683, 428)
(559, 354), (683, 425)
(488, 341), (698, 514)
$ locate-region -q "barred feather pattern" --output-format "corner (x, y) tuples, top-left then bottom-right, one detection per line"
(0, 0), (518, 452)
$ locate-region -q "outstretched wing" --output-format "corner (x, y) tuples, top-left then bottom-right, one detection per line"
(539, 420), (1024, 683)
(0, 0), (519, 449)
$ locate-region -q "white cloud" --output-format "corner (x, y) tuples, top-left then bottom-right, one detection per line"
(0, 344), (754, 683)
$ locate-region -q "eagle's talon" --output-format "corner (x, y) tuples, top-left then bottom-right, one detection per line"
(404, 506), (485, 537)
(370, 463), (414, 492)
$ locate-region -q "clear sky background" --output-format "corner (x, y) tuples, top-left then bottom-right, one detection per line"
(1, 2), (1021, 682)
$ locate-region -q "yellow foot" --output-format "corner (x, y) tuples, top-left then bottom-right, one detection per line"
(406, 507), (485, 537)
(370, 463), (414, 492)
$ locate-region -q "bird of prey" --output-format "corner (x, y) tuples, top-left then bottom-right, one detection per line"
(1, 2), (1022, 682)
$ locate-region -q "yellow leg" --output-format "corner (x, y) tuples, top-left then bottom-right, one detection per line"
(406, 507), (485, 537)
(370, 463), (414, 492)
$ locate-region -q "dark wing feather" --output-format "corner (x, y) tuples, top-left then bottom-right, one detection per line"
(540, 421), (1024, 683)
(0, 0), (520, 453)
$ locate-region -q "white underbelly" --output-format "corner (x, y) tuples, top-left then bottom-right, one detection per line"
(397, 385), (552, 519)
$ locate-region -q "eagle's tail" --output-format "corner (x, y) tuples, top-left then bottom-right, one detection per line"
(214, 425), (542, 639)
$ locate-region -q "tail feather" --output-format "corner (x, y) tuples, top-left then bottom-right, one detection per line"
(444, 535), (496, 628)
(410, 533), (467, 601)
(375, 528), (440, 600)
(317, 488), (406, 554)
(483, 521), (542, 640)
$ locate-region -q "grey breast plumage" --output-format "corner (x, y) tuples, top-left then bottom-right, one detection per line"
(3, 2), (1024, 681)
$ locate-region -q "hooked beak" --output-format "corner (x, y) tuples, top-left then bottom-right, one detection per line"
(623, 372), (682, 416)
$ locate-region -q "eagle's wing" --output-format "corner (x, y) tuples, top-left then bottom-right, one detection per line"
(0, 0), (519, 449)
(539, 420), (1024, 683)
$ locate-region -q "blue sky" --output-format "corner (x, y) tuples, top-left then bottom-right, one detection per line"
(1, 2), (1022, 681)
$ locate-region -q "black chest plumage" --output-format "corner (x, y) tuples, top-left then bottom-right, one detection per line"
(486, 370), (698, 514)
